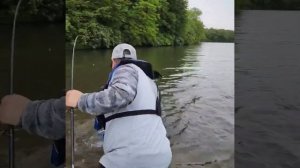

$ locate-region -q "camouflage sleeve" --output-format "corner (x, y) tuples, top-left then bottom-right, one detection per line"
(21, 97), (65, 140)
(77, 64), (138, 115)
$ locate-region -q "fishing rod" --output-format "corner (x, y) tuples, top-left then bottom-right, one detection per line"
(9, 0), (23, 167)
(70, 35), (80, 168)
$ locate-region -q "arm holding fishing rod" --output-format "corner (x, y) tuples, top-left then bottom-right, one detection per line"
(0, 95), (65, 140)
(0, 95), (66, 167)
(66, 64), (138, 114)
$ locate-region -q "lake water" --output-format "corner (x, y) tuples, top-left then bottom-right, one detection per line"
(66, 42), (234, 168)
(0, 23), (65, 168)
(235, 10), (300, 168)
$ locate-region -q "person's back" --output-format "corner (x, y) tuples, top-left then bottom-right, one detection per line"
(101, 63), (172, 167)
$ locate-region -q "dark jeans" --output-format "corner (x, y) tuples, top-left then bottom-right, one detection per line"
(98, 163), (105, 168)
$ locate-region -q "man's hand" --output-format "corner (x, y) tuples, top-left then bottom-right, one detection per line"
(66, 90), (83, 108)
(0, 94), (31, 125)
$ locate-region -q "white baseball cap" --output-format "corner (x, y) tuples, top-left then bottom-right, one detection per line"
(112, 43), (137, 60)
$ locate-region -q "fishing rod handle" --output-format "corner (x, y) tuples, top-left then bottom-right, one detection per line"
(9, 127), (14, 168)
(70, 108), (75, 168)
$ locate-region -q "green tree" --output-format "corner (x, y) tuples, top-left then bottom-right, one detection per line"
(66, 0), (124, 48)
(167, 0), (188, 45)
(122, 0), (160, 46)
(183, 8), (205, 45)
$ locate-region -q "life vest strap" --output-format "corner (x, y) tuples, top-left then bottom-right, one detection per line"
(105, 109), (159, 123)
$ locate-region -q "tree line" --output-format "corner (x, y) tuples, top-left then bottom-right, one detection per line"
(236, 0), (300, 11)
(0, 0), (64, 23)
(204, 28), (234, 43)
(66, 0), (208, 48)
(1, 0), (234, 49)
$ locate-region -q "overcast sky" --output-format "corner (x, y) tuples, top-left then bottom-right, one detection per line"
(188, 0), (234, 30)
